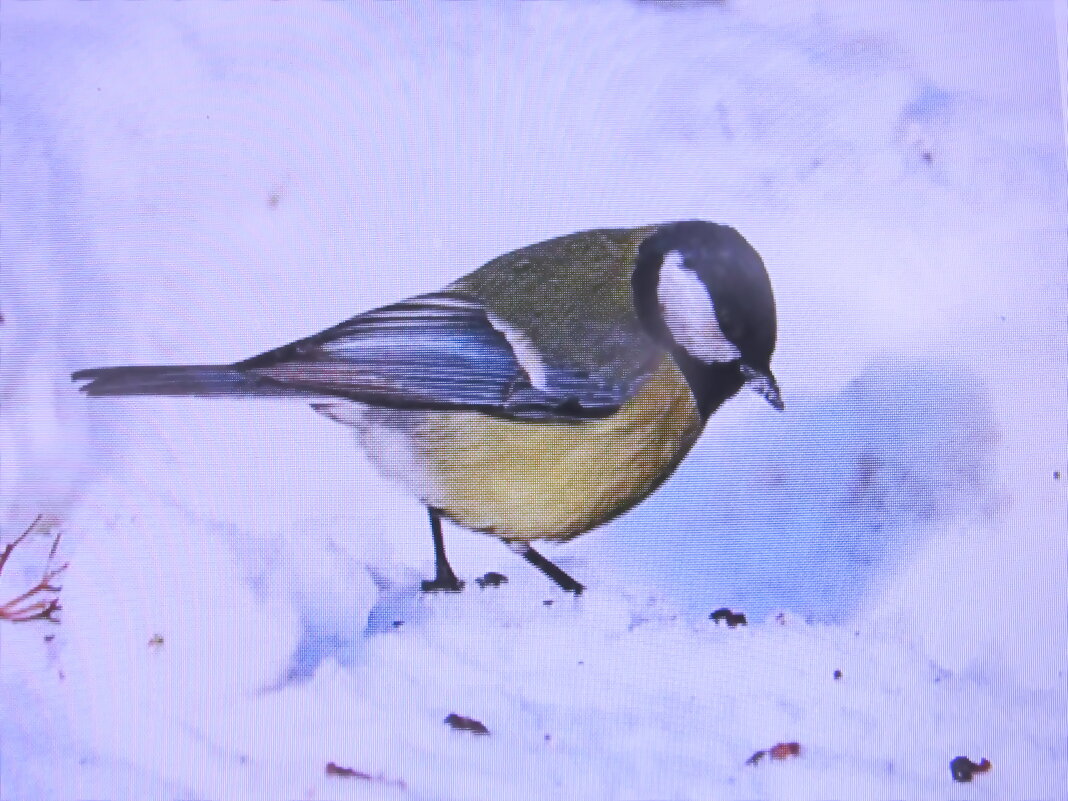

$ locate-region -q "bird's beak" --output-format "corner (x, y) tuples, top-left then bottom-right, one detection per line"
(740, 364), (784, 411)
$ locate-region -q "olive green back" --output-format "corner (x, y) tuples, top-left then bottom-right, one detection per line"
(450, 226), (662, 390)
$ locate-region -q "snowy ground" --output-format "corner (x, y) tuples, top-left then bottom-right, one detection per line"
(2, 2), (1066, 799)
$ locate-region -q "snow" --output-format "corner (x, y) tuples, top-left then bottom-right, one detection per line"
(2, 1), (1065, 798)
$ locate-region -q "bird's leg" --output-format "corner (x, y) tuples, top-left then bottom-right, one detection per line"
(511, 542), (585, 595)
(421, 508), (464, 593)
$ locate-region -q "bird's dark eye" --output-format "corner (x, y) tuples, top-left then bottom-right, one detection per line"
(715, 304), (736, 332)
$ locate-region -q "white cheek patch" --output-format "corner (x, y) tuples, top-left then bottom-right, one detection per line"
(486, 312), (549, 391)
(657, 250), (742, 363)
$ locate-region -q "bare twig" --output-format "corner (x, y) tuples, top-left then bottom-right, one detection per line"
(0, 516), (68, 624)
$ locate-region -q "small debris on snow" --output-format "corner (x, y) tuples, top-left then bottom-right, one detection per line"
(475, 571), (508, 588)
(950, 756), (992, 783)
(709, 608), (747, 628)
(747, 742), (802, 766)
(325, 762), (369, 778)
(324, 762), (407, 790)
(444, 713), (490, 735)
(770, 742), (801, 759)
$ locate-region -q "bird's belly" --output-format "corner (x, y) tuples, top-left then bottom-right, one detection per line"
(348, 357), (704, 541)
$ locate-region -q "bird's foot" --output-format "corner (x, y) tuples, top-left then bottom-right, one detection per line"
(421, 575), (465, 593)
(517, 544), (585, 595)
(422, 508), (464, 592)
(551, 573), (585, 596)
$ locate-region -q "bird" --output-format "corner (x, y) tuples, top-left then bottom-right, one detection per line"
(73, 220), (782, 595)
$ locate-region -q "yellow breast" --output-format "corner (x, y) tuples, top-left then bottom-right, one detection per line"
(357, 356), (703, 541)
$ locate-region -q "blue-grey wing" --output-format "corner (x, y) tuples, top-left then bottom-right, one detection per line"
(237, 291), (644, 421)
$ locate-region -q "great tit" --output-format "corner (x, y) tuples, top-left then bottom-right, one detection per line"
(74, 220), (782, 594)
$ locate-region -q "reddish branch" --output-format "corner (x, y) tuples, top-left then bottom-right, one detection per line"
(0, 515), (68, 623)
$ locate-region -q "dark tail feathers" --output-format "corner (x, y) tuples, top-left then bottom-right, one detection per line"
(72, 364), (303, 398)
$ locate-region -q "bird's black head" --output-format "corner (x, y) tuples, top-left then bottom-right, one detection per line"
(632, 220), (782, 414)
